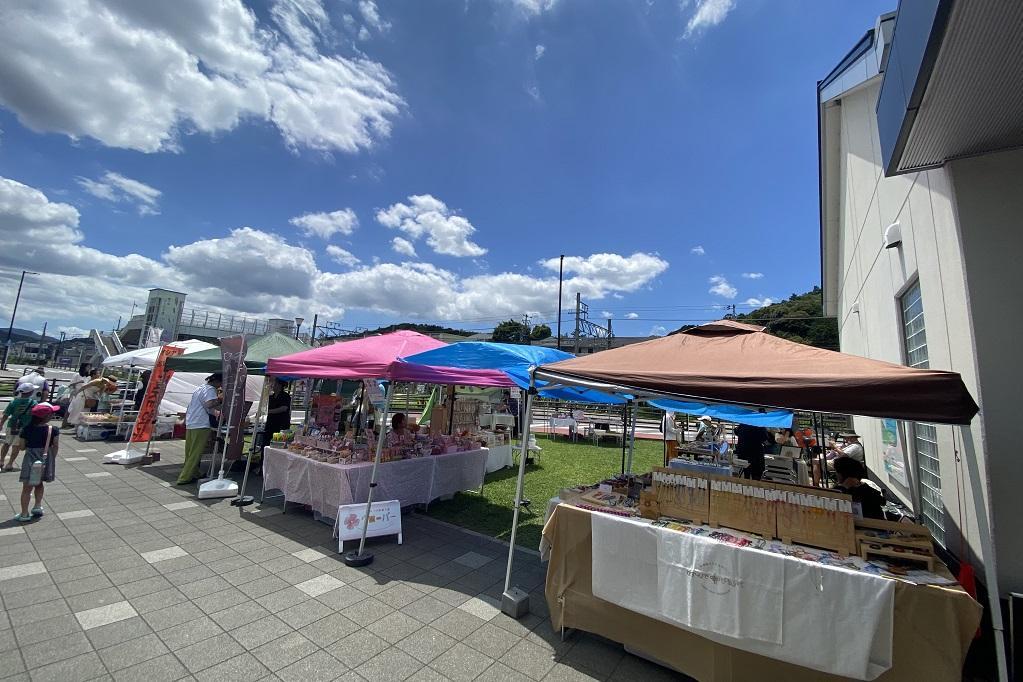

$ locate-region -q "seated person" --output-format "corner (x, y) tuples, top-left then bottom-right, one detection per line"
(386, 412), (414, 446)
(694, 416), (714, 442)
(775, 428), (798, 448)
(833, 456), (884, 520)
(813, 432), (864, 485)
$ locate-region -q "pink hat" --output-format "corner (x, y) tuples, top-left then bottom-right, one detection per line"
(30, 402), (60, 417)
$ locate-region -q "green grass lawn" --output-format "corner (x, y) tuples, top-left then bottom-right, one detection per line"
(424, 436), (666, 550)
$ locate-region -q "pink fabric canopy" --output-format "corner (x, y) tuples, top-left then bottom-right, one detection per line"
(265, 330), (514, 386)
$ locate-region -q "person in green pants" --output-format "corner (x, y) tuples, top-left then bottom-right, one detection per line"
(177, 373), (223, 485)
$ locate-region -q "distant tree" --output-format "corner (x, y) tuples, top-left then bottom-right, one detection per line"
(530, 324), (552, 340)
(359, 323), (475, 337)
(493, 320), (531, 344)
(671, 287), (840, 350)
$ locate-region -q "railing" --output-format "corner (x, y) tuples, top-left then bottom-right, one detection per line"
(178, 308), (275, 335)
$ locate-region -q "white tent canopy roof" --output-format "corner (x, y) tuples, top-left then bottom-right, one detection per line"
(103, 340), (216, 368)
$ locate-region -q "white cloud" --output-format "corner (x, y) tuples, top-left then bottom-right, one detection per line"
(539, 252), (669, 296)
(77, 171), (162, 216)
(390, 236), (418, 257)
(625, 312), (639, 319)
(325, 245), (360, 267)
(289, 208), (358, 239)
(708, 275), (737, 299)
(0, 0), (403, 154)
(744, 297), (775, 308)
(358, 0), (391, 32)
(510, 0), (557, 16)
(742, 272), (764, 279)
(684, 0), (736, 39)
(57, 326), (89, 338)
(650, 324), (668, 336)
(535, 44), (546, 60)
(377, 194), (487, 257)
(601, 311), (613, 319)
(690, 245), (705, 256)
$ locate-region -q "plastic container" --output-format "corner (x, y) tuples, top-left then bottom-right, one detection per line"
(29, 460), (44, 486)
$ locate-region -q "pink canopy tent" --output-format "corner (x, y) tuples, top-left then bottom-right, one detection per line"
(265, 330), (513, 385)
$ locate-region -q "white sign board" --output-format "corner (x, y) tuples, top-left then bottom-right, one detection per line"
(336, 500), (402, 550)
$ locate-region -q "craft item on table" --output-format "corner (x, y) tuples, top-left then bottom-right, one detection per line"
(645, 468), (711, 524)
(774, 483), (856, 555)
(708, 476), (777, 539)
(574, 502), (637, 518)
(856, 518), (936, 571)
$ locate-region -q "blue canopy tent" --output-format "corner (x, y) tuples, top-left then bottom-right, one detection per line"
(647, 399), (794, 429)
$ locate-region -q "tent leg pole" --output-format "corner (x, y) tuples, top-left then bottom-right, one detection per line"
(626, 401), (637, 474)
(344, 383), (392, 567)
(502, 380), (536, 619)
(960, 425), (1008, 682)
(234, 375), (268, 507)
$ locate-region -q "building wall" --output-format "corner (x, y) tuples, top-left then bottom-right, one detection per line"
(830, 80), (1010, 589)
(948, 148), (1023, 591)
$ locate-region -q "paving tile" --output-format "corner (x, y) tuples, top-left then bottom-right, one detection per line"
(140, 546), (188, 564)
(402, 595), (454, 625)
(250, 631), (319, 672)
(66, 586), (129, 613)
(479, 661), (536, 681)
(560, 635), (624, 677)
(27, 651), (106, 682)
(356, 647), (423, 682)
(179, 575), (233, 599)
(96, 632), (169, 672)
(7, 597), (71, 625)
(162, 501), (198, 511)
(142, 601), (204, 631)
(57, 509), (96, 520)
(210, 600), (272, 631)
(165, 564), (216, 587)
(85, 616), (153, 650)
(128, 587), (189, 614)
(63, 456), (88, 462)
(194, 586), (250, 614)
(276, 564), (325, 585)
(452, 551), (494, 569)
(457, 595), (501, 622)
(59, 573), (114, 597)
(296, 574), (345, 598)
(394, 626), (457, 664)
(177, 631), (246, 674)
(291, 548), (328, 563)
(255, 587), (311, 613)
(325, 630), (389, 669)
(21, 630), (93, 669)
(0, 571), (55, 596)
(119, 575), (174, 599)
(376, 583), (424, 610)
(296, 612), (361, 648)
(366, 611), (423, 645)
(222, 563), (273, 587)
(0, 526), (26, 537)
(228, 614), (293, 649)
(159, 615), (224, 651)
(314, 584), (368, 611)
(240, 574), (291, 599)
(209, 555), (256, 574)
(499, 639), (556, 680)
(194, 652), (271, 682)
(275, 649), (346, 682)
(406, 667), (451, 682)
(431, 609), (488, 641)
(276, 599), (334, 630)
(260, 555), (306, 574)
(0, 561), (46, 581)
(430, 642), (496, 682)
(49, 562), (104, 585)
(75, 600), (138, 630)
(111, 652), (189, 682)
(84, 472), (112, 478)
(0, 627), (15, 653)
(339, 597), (393, 626)
(463, 623), (520, 659)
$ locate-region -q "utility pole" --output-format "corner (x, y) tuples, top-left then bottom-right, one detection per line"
(53, 331), (66, 367)
(2, 270), (37, 370)
(606, 318), (613, 350)
(573, 292), (581, 354)
(522, 314), (531, 345)
(40, 322), (47, 366)
(556, 255), (564, 351)
(310, 314), (318, 347)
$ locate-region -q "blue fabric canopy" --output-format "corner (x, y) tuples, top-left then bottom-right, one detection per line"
(648, 398), (794, 428)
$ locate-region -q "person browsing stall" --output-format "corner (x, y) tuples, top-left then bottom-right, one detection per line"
(694, 416), (714, 442)
(13, 402), (60, 522)
(1, 384), (37, 472)
(386, 412), (414, 446)
(264, 379), (292, 440)
(177, 373), (222, 485)
(833, 456), (884, 520)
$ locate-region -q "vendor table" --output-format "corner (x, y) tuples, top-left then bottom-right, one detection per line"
(486, 444), (513, 473)
(542, 504), (980, 682)
(262, 446), (488, 518)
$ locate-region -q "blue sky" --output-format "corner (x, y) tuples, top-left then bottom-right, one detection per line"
(0, 0), (892, 339)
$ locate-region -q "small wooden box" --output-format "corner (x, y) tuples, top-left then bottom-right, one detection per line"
(855, 518), (936, 570)
(708, 475), (776, 539)
(651, 467), (710, 525)
(774, 483), (856, 555)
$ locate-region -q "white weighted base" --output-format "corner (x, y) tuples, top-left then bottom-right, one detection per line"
(198, 477), (239, 499)
(103, 449), (144, 465)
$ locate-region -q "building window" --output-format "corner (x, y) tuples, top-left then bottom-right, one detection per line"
(899, 281), (945, 546)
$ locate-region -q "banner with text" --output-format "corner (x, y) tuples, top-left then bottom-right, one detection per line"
(221, 335), (248, 461)
(129, 344), (185, 443)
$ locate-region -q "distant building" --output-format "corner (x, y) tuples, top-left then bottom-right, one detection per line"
(818, 2), (1023, 596)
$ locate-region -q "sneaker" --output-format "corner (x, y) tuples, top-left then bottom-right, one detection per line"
(13, 514), (32, 523)
(30, 507), (44, 517)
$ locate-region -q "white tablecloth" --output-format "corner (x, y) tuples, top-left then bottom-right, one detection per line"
(590, 512), (895, 680)
(262, 447), (489, 517)
(486, 444), (513, 472)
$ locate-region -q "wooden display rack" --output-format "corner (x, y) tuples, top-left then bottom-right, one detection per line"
(708, 475), (776, 539)
(644, 467), (710, 524)
(774, 483), (856, 556)
(855, 518), (936, 570)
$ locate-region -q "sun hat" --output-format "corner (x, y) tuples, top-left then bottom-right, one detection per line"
(16, 384), (35, 394)
(697, 416), (713, 423)
(30, 402), (60, 417)
(207, 372), (223, 382)
(839, 432), (861, 439)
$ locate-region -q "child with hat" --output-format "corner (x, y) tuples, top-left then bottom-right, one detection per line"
(0, 383), (37, 471)
(13, 403), (60, 522)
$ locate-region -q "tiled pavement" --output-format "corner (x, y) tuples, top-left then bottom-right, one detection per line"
(0, 434), (686, 682)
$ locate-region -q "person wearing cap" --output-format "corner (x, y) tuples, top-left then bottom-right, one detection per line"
(814, 432), (865, 486)
(177, 373), (223, 485)
(16, 366), (48, 401)
(694, 415), (714, 442)
(12, 402), (59, 522)
(0, 384), (38, 471)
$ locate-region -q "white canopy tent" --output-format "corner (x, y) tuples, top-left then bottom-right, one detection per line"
(102, 339), (216, 368)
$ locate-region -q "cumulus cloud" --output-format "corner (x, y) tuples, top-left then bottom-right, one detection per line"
(0, 0), (403, 154)
(77, 171), (162, 216)
(690, 245), (705, 256)
(625, 312), (639, 319)
(650, 324), (668, 336)
(377, 194), (486, 257)
(539, 252), (669, 296)
(684, 0), (736, 39)
(708, 275), (737, 299)
(510, 0), (557, 15)
(535, 44), (546, 60)
(325, 245), (360, 267)
(358, 0), (391, 32)
(289, 208), (358, 239)
(744, 297), (774, 308)
(601, 311), (613, 319)
(391, 236), (418, 257)
(742, 272), (763, 279)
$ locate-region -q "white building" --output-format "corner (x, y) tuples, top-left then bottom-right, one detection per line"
(818, 0), (1023, 611)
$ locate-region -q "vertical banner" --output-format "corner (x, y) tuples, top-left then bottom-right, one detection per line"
(220, 335), (248, 461)
(130, 345), (185, 444)
(881, 418), (910, 488)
